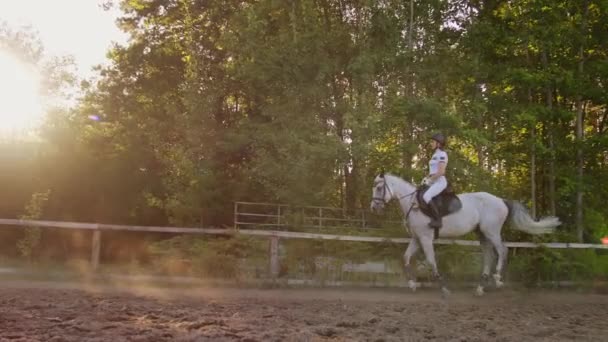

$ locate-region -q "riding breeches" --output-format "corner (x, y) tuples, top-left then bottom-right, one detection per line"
(423, 176), (447, 204)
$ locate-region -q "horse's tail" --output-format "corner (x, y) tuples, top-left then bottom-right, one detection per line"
(503, 200), (561, 235)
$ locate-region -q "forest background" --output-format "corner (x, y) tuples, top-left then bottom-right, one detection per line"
(1, 0), (607, 282)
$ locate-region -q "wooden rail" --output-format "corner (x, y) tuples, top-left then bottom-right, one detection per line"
(1, 218), (607, 278)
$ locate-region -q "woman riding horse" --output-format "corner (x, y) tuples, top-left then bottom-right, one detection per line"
(423, 132), (448, 229)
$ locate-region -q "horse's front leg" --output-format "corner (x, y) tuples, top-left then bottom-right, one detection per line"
(419, 235), (450, 297)
(403, 238), (420, 291)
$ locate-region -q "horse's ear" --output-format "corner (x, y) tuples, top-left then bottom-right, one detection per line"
(379, 168), (385, 178)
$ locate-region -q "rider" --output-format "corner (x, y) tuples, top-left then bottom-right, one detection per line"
(423, 132), (448, 229)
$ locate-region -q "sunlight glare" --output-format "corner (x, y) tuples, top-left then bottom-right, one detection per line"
(0, 50), (44, 137)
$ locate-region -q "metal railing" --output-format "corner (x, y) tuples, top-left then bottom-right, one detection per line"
(233, 201), (403, 230)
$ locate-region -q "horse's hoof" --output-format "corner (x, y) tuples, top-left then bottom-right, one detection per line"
(408, 280), (418, 292)
(493, 274), (504, 288)
(441, 287), (451, 298)
(475, 285), (485, 297)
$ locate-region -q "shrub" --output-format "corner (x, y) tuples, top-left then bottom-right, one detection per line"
(16, 190), (51, 261)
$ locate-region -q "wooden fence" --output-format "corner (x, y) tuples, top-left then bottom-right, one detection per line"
(1, 217), (607, 279)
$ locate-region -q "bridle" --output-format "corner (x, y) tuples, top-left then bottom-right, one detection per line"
(373, 177), (418, 222)
(372, 178), (394, 205)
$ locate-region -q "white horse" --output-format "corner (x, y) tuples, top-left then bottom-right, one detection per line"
(370, 172), (561, 296)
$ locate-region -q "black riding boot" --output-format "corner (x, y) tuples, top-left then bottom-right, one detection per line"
(428, 201), (442, 238)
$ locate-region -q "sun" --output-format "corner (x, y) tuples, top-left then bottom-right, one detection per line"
(0, 50), (44, 138)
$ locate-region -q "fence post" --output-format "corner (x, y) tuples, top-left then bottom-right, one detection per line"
(318, 208), (323, 229)
(91, 228), (101, 272)
(269, 235), (280, 278)
(233, 202), (238, 230)
(361, 210), (365, 229)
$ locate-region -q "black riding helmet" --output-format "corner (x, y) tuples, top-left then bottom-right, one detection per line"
(431, 132), (446, 147)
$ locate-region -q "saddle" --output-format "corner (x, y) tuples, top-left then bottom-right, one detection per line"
(416, 182), (463, 236)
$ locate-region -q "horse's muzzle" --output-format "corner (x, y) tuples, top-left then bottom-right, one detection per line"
(370, 200), (384, 213)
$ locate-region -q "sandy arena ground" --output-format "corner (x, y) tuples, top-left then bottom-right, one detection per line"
(0, 280), (607, 341)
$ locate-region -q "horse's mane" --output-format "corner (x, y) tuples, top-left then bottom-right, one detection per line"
(383, 173), (416, 191)
(384, 173), (413, 185)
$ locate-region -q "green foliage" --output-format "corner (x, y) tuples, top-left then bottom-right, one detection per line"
(435, 245), (482, 281)
(26, 2), (608, 232)
(148, 235), (267, 279)
(585, 208), (608, 242)
(507, 247), (608, 286)
(16, 190), (51, 261)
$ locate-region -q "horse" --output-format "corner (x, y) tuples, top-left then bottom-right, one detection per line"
(370, 172), (561, 296)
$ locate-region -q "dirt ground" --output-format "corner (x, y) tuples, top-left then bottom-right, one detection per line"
(0, 280), (607, 342)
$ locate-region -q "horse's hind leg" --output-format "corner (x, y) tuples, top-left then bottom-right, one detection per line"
(492, 238), (508, 288)
(479, 207), (509, 289)
(403, 238), (420, 291)
(476, 233), (495, 296)
(481, 231), (508, 288)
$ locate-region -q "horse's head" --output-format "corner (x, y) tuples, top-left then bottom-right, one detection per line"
(370, 171), (392, 213)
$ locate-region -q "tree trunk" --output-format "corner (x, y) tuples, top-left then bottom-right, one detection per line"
(408, 0), (414, 53)
(346, 160), (359, 214)
(526, 48), (536, 218)
(530, 99), (537, 219)
(291, 0), (298, 43)
(402, 0), (416, 162)
(541, 49), (556, 216)
(575, 93), (585, 242)
(406, 0), (415, 97)
(402, 123), (414, 173)
(575, 1), (589, 242)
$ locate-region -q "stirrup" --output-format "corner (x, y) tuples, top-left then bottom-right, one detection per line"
(429, 219), (442, 229)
